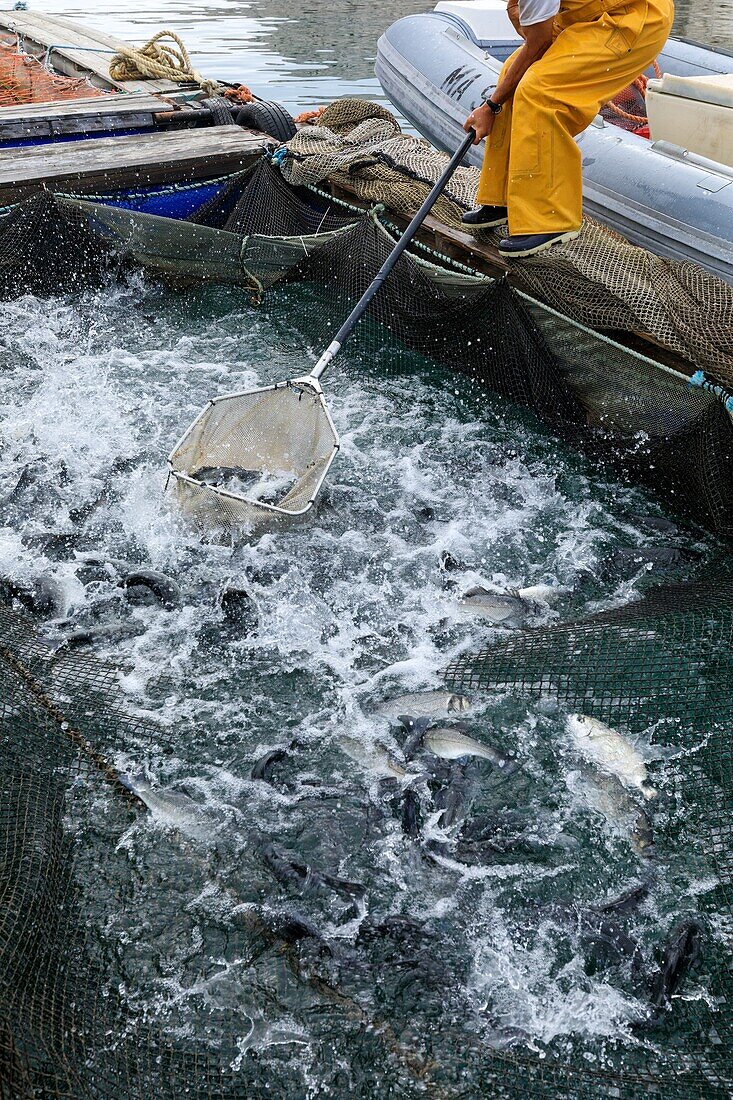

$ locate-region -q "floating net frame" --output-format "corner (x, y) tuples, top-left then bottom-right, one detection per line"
(167, 376), (340, 531)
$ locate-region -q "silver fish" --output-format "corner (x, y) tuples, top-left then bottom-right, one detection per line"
(457, 582), (564, 626)
(423, 726), (513, 769)
(375, 691), (471, 721)
(570, 767), (655, 858)
(120, 774), (214, 843)
(516, 583), (564, 605)
(121, 568), (181, 609)
(193, 465), (294, 504)
(339, 736), (407, 779)
(194, 465), (259, 488)
(566, 714), (657, 800)
(457, 586), (530, 627)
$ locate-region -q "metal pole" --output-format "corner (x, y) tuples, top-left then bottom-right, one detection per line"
(310, 128), (477, 381)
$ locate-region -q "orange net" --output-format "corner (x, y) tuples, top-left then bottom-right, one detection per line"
(607, 59), (663, 126)
(293, 105), (326, 125)
(222, 83), (255, 105)
(0, 37), (107, 107)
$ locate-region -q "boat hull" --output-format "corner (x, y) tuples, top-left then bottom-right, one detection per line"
(376, 13), (733, 282)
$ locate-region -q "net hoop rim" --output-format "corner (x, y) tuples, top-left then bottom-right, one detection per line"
(167, 377), (341, 520)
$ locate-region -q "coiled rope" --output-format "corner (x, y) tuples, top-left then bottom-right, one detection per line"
(109, 30), (220, 97)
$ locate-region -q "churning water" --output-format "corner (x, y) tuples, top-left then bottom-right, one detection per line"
(0, 268), (725, 1093)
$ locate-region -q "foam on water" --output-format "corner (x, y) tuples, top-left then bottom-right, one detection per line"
(0, 278), (722, 1090)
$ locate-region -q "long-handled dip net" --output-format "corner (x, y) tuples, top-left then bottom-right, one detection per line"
(167, 129), (477, 532)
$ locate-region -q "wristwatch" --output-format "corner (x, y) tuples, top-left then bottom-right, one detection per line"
(484, 97), (503, 114)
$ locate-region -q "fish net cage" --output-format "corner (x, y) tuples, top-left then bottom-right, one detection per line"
(280, 99), (733, 391)
(2, 156), (729, 536)
(0, 107), (731, 1096)
(1, 578), (732, 1099)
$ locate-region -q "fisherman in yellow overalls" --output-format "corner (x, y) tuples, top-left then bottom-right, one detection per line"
(462, 0), (674, 256)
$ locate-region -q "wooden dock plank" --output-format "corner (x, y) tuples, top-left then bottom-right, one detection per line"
(0, 10), (188, 95)
(0, 125), (270, 204)
(0, 92), (165, 120)
(0, 92), (173, 141)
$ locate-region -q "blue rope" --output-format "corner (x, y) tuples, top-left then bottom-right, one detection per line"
(689, 370), (733, 413)
(270, 146), (288, 167)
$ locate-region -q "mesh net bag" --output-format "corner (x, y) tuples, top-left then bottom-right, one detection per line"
(168, 381), (339, 530)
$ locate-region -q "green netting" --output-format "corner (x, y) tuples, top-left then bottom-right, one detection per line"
(282, 99), (733, 388)
(2, 584), (732, 1098)
(0, 147), (732, 1099)
(443, 581), (733, 1097)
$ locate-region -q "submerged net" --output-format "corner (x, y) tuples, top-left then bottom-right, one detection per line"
(1, 576), (732, 1097)
(284, 99), (733, 387)
(0, 124), (731, 1099)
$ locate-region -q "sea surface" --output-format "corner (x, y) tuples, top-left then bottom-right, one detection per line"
(0, 1), (730, 1097)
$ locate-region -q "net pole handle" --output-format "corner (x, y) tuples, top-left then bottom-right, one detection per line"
(310, 128), (477, 381)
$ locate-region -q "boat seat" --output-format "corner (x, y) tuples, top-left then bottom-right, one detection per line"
(646, 72), (733, 169)
(434, 0), (518, 45)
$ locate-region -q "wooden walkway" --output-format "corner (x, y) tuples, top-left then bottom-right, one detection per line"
(0, 92), (168, 142)
(0, 10), (194, 98)
(0, 125), (270, 205)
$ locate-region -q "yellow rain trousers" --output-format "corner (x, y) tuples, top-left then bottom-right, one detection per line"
(476, 0), (674, 235)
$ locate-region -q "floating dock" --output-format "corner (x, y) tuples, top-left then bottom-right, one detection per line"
(0, 8), (190, 95)
(0, 9), (273, 202)
(0, 125), (270, 204)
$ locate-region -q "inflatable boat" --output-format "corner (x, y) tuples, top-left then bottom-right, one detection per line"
(375, 0), (733, 282)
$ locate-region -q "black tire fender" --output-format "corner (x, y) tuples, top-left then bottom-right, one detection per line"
(200, 96), (235, 126)
(235, 100), (297, 142)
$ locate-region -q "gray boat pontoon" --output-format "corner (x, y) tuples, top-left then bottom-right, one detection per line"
(376, 0), (733, 282)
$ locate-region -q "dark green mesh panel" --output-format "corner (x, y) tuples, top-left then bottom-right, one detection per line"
(2, 591), (732, 1097)
(0, 192), (116, 297)
(218, 155), (358, 237)
(444, 580), (733, 1099)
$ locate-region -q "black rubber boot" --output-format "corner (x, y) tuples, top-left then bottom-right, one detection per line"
(497, 230), (580, 257)
(461, 205), (508, 230)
